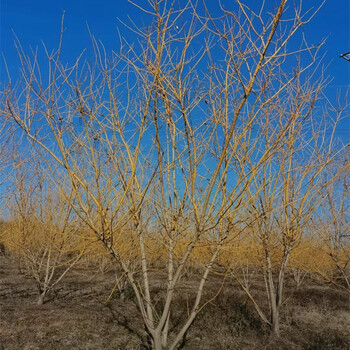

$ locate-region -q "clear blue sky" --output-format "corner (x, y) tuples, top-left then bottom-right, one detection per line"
(1, 0), (349, 138)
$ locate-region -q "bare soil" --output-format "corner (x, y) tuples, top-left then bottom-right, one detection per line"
(0, 256), (349, 349)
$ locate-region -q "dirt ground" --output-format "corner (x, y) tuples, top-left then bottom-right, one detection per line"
(0, 256), (349, 349)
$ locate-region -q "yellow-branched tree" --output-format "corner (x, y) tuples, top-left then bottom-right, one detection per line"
(1, 0), (340, 348)
(3, 160), (87, 305)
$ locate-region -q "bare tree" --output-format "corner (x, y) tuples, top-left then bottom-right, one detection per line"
(3, 160), (86, 305)
(316, 164), (350, 294)
(230, 96), (347, 334)
(1, 0), (333, 347)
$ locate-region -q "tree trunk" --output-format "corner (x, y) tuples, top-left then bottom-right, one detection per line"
(161, 312), (170, 348)
(37, 291), (46, 306)
(152, 332), (163, 350)
(265, 255), (281, 336)
(271, 306), (280, 335)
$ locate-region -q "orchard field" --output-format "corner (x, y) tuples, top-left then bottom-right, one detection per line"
(0, 0), (349, 349)
(0, 252), (349, 350)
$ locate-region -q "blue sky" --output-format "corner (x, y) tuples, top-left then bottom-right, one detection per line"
(1, 0), (349, 139)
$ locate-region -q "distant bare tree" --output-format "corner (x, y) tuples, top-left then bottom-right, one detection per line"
(230, 99), (347, 334)
(3, 161), (86, 305)
(317, 163), (350, 294)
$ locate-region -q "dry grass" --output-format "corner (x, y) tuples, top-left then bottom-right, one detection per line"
(0, 256), (349, 349)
